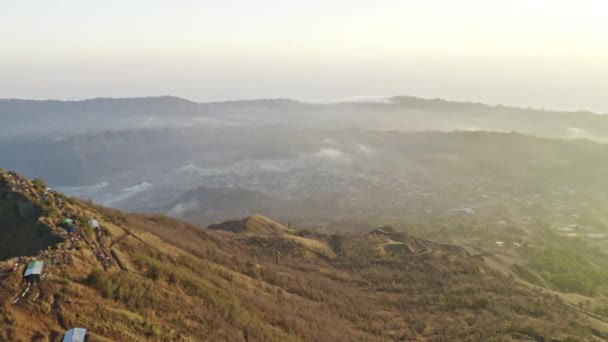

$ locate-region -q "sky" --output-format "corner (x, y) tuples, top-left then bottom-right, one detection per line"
(1, 0), (607, 112)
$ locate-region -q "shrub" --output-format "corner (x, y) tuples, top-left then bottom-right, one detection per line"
(87, 270), (159, 309)
(516, 242), (608, 295)
(32, 177), (47, 189)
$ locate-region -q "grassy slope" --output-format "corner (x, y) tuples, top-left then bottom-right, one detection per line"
(0, 168), (607, 341)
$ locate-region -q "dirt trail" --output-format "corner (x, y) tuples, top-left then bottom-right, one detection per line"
(110, 249), (127, 271)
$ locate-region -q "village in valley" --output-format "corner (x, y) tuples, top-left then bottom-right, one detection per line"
(39, 130), (608, 257)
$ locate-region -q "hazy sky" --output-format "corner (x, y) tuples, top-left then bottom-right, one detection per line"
(2, 0), (607, 112)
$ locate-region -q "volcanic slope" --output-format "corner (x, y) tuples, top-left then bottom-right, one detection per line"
(1, 168), (607, 341)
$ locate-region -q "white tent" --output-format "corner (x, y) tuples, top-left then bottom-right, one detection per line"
(24, 261), (44, 281)
(88, 220), (100, 228)
(63, 328), (87, 342)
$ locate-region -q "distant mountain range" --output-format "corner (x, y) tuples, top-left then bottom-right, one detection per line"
(2, 95), (608, 140)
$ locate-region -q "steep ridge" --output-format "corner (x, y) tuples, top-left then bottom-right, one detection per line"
(0, 168), (607, 341)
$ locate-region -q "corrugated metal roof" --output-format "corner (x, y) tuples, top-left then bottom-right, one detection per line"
(24, 261), (44, 277)
(63, 328), (87, 342)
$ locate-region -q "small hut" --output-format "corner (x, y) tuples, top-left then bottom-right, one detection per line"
(63, 327), (87, 342)
(23, 260), (44, 282)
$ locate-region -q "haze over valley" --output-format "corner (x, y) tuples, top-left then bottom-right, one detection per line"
(3, 1), (608, 340)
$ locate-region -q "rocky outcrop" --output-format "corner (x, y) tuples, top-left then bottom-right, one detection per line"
(0, 171), (63, 259)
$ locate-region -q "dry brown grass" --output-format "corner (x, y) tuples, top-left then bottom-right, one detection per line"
(1, 168), (607, 341)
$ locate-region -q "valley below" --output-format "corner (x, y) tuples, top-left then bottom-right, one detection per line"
(4, 96), (608, 340)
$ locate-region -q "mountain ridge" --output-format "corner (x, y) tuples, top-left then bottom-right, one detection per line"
(0, 95), (605, 115)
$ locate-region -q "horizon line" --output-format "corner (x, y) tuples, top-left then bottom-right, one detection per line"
(0, 94), (605, 116)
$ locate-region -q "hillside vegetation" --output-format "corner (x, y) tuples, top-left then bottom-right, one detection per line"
(1, 168), (607, 341)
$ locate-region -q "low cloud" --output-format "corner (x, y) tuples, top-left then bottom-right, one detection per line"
(315, 147), (346, 159)
(358, 143), (372, 154)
